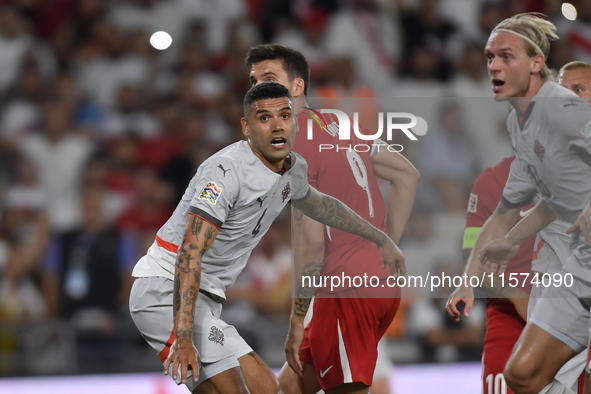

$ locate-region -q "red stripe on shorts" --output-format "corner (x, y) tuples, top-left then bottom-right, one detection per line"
(156, 235), (179, 254)
(531, 239), (545, 261)
(159, 328), (176, 363)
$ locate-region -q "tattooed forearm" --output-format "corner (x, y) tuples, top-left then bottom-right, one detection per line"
(173, 215), (219, 344)
(293, 262), (321, 318)
(173, 273), (181, 316)
(176, 328), (192, 343)
(182, 286), (197, 316)
(292, 189), (388, 246)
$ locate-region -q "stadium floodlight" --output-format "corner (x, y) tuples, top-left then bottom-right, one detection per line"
(150, 31), (173, 50)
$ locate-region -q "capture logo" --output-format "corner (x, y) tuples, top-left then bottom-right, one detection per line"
(303, 108), (428, 153)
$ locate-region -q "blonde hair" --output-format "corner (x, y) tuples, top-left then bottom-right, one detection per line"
(559, 61), (591, 75)
(492, 13), (559, 81)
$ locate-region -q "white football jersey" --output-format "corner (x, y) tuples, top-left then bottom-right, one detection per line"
(132, 140), (310, 300)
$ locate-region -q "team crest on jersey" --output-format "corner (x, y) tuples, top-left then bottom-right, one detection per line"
(582, 120), (591, 139)
(208, 326), (225, 346)
(534, 140), (545, 162)
(467, 193), (478, 213)
(198, 182), (222, 205)
(282, 182), (291, 202)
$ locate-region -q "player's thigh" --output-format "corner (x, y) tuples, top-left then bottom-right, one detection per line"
(506, 321), (578, 381)
(193, 366), (250, 394)
(278, 361), (322, 394)
(237, 351), (280, 394)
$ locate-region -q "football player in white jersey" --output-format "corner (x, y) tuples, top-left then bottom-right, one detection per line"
(129, 82), (405, 394)
(455, 13), (591, 394)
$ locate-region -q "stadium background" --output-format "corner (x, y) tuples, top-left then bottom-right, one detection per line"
(0, 0), (588, 392)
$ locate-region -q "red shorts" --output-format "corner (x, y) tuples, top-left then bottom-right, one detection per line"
(482, 299), (525, 394)
(299, 288), (400, 390)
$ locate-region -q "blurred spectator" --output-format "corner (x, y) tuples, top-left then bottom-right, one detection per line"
(1, 63), (45, 142)
(101, 85), (159, 139)
(20, 102), (94, 233)
(42, 185), (137, 371)
(273, 7), (330, 78)
(399, 207), (458, 297)
(439, 0), (488, 37)
(471, 1), (504, 46)
(314, 55), (381, 134)
(400, 0), (461, 81)
(160, 111), (212, 203)
(407, 262), (485, 363)
(76, 24), (149, 109)
(137, 98), (184, 171)
(115, 168), (173, 253)
(324, 0), (399, 94)
(414, 101), (475, 209)
(0, 6), (42, 94)
(0, 242), (46, 324)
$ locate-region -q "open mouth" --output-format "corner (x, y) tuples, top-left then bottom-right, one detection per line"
(492, 79), (505, 92)
(271, 137), (287, 149)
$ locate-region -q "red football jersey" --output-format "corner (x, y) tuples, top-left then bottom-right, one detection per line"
(465, 155), (535, 295)
(293, 108), (389, 290)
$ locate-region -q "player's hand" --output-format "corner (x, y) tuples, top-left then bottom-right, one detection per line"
(567, 201), (591, 243)
(478, 237), (520, 275)
(163, 339), (200, 384)
(284, 318), (305, 377)
(380, 238), (406, 278)
(445, 286), (474, 323)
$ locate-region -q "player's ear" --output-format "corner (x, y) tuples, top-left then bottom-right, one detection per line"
(293, 78), (305, 97)
(241, 117), (250, 138)
(531, 54), (544, 75)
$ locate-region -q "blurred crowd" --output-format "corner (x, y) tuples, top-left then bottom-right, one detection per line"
(0, 0), (589, 377)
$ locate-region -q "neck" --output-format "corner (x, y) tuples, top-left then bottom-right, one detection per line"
(509, 77), (544, 118)
(293, 96), (308, 114)
(248, 140), (285, 172)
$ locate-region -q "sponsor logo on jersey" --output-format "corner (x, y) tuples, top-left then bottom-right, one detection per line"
(534, 140), (545, 162)
(208, 326), (225, 346)
(198, 182), (222, 205)
(582, 120), (591, 139)
(282, 182), (291, 202)
(256, 196), (267, 208)
(218, 164), (231, 177)
(467, 193), (478, 213)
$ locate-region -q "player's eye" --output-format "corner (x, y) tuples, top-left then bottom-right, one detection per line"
(267, 78), (275, 82)
(576, 87), (583, 93)
(486, 55), (493, 62)
(282, 113), (290, 119)
(504, 55), (511, 60)
(260, 115), (268, 121)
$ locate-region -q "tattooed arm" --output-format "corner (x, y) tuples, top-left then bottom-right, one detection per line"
(291, 187), (405, 277)
(284, 207), (323, 376)
(164, 214), (219, 384)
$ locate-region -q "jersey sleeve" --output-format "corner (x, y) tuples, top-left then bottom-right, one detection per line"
(289, 153), (311, 201)
(552, 96), (591, 159)
(501, 158), (535, 209)
(188, 158), (239, 229)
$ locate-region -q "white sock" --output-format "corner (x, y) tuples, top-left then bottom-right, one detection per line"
(538, 379), (576, 394)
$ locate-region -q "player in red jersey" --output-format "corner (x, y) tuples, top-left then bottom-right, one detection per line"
(246, 45), (419, 394)
(458, 156), (535, 394)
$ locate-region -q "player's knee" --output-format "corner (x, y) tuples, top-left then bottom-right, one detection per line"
(504, 355), (541, 394)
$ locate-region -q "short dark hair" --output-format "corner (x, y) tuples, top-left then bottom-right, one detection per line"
(245, 44), (311, 96)
(243, 82), (292, 116)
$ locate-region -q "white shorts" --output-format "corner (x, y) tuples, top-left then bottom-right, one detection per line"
(129, 277), (252, 390)
(529, 241), (588, 391)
